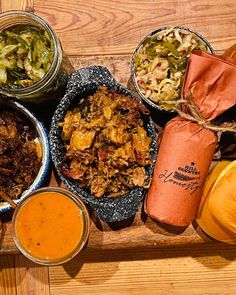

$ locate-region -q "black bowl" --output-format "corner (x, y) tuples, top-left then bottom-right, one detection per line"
(49, 65), (157, 222)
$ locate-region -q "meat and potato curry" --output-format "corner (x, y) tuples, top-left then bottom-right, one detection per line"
(0, 109), (41, 200)
(59, 86), (152, 198)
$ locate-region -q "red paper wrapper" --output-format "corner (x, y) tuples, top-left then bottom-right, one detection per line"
(183, 51), (236, 120)
(145, 49), (236, 226)
(145, 117), (217, 226)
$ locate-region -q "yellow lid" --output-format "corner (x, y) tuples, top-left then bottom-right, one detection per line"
(208, 161), (236, 235)
(197, 161), (231, 216)
(196, 160), (236, 244)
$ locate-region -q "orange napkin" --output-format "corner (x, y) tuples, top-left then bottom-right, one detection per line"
(183, 51), (236, 120)
(145, 48), (236, 227)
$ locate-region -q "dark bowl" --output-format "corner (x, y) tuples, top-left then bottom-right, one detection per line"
(49, 65), (157, 222)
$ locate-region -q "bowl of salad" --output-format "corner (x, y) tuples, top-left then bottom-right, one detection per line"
(131, 26), (214, 112)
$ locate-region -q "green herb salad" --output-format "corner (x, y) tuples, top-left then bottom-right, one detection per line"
(133, 27), (210, 111)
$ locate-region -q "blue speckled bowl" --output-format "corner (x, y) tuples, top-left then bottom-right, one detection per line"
(0, 99), (50, 213)
(50, 65), (157, 222)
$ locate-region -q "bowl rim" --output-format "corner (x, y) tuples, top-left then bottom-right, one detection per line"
(0, 100), (50, 213)
(130, 25), (214, 112)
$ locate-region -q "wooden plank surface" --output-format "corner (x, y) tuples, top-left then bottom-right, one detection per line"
(0, 255), (50, 295)
(0, 206), (212, 255)
(1, 246), (236, 295)
(14, 255), (50, 295)
(0, 256), (16, 295)
(1, 0), (34, 12)
(49, 245), (236, 295)
(3, 246), (236, 295)
(35, 0), (236, 55)
(1, 0), (236, 55)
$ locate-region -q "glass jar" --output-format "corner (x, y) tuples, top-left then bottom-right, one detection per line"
(12, 187), (90, 266)
(0, 11), (73, 103)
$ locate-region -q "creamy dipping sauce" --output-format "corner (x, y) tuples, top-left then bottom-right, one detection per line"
(14, 191), (84, 261)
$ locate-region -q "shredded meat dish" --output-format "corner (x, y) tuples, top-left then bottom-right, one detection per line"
(59, 86), (152, 198)
(0, 109), (41, 200)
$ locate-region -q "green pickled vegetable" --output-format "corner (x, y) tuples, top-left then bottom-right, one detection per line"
(0, 24), (54, 88)
(163, 40), (180, 57)
(0, 67), (7, 83)
(167, 56), (188, 72)
(146, 44), (169, 59)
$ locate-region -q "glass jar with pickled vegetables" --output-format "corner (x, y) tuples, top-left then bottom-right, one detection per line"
(0, 11), (73, 103)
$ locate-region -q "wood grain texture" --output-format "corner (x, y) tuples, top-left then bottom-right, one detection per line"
(15, 255), (50, 295)
(69, 55), (132, 86)
(49, 246), (236, 295)
(32, 0), (236, 55)
(1, 246), (236, 295)
(0, 207), (212, 255)
(0, 165), (215, 254)
(0, 255), (16, 295)
(1, 0), (34, 12)
(2, 0), (234, 55)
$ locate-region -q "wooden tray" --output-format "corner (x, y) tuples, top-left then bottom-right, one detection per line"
(0, 55), (233, 255)
(0, 169), (214, 255)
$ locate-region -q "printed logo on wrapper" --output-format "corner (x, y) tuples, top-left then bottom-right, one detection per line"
(158, 162), (201, 195)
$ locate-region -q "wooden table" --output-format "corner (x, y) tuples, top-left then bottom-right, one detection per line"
(1, 1), (236, 295)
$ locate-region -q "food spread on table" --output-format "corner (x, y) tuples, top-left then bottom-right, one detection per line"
(0, 11), (236, 264)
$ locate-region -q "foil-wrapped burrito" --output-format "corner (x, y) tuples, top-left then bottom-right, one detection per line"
(145, 50), (236, 226)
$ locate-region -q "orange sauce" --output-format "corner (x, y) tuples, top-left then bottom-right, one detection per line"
(15, 191), (84, 260)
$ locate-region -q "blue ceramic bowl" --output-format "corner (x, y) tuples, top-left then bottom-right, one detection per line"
(50, 66), (157, 223)
(0, 99), (50, 213)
